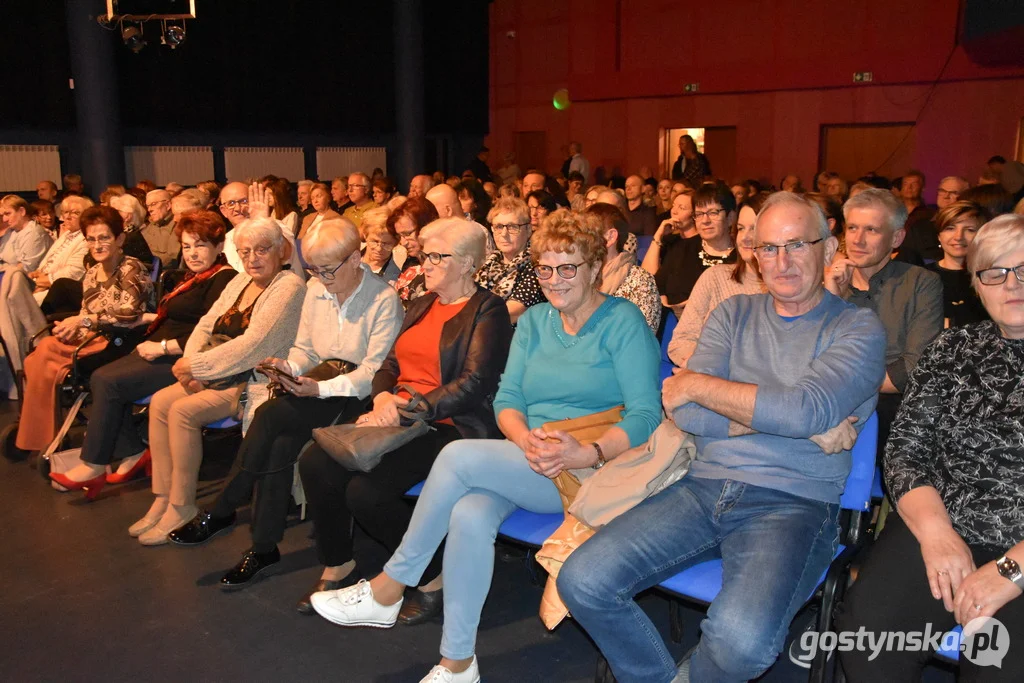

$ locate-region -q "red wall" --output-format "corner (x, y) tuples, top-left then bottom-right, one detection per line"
(486, 0), (1024, 197)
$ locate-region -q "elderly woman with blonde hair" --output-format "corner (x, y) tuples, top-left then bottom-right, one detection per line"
(131, 216), (306, 546)
(360, 206), (403, 283)
(308, 209), (661, 683)
(474, 197), (546, 323)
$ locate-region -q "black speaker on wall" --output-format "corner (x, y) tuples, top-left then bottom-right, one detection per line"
(960, 0), (1024, 66)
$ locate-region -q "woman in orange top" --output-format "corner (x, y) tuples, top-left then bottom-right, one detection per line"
(296, 218), (513, 623)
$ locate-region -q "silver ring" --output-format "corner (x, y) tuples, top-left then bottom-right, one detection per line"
(975, 604), (983, 610)
(938, 570), (948, 575)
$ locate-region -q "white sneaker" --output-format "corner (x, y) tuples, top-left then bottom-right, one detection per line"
(310, 579), (402, 628)
(419, 656), (480, 683)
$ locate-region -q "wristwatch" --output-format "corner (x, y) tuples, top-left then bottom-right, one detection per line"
(160, 339), (169, 354)
(592, 442), (607, 470)
(79, 316), (93, 329)
(996, 555), (1024, 590)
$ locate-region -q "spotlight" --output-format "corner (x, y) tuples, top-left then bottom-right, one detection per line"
(162, 23), (186, 49)
(121, 23), (146, 53)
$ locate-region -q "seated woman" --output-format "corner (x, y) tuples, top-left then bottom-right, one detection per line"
(391, 196), (440, 305)
(0, 197), (90, 383)
(372, 177), (397, 207)
(642, 182), (736, 319)
(107, 193), (156, 266)
(308, 209), (661, 683)
(0, 195), (51, 273)
(298, 183), (341, 239)
(585, 203), (661, 332)
(926, 200), (991, 328)
(526, 189), (556, 230)
(30, 200), (58, 239)
(295, 219), (511, 618)
(17, 207), (151, 459)
(130, 217), (306, 546)
(360, 207), (402, 283)
(474, 197), (546, 323)
(668, 193), (768, 366)
(167, 221), (403, 589)
(838, 214), (1024, 681)
(50, 210), (234, 495)
(458, 179), (492, 225)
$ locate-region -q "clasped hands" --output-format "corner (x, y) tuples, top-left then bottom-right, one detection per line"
(519, 428), (596, 479)
(355, 391), (412, 428)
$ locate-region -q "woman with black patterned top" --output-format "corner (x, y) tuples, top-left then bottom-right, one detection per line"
(645, 182), (736, 319)
(839, 214), (1024, 682)
(474, 198), (546, 323)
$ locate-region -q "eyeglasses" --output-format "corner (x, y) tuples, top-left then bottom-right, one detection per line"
(236, 244), (273, 261)
(221, 198), (249, 210)
(534, 262), (586, 280)
(146, 200), (169, 209)
(753, 238), (825, 258)
(693, 208), (725, 220)
(85, 235), (114, 245)
(976, 265), (1024, 286)
(310, 253), (356, 281)
(349, 184), (368, 190)
(936, 189), (960, 198)
(423, 252), (454, 265)
(62, 210), (82, 218)
(365, 239), (395, 250)
(492, 222), (529, 234)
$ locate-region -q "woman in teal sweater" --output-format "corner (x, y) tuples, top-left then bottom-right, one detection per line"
(308, 209), (662, 683)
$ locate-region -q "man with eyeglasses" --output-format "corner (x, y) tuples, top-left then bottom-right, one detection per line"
(826, 188), (942, 458)
(219, 181), (305, 279)
(559, 191), (886, 682)
(142, 189), (178, 268)
(342, 172), (375, 230)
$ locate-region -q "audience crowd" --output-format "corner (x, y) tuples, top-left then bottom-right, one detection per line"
(2, 147), (1023, 683)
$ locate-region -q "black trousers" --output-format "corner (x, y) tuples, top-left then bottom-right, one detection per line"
(837, 514), (1024, 681)
(81, 351), (176, 465)
(210, 393), (362, 551)
(298, 423), (459, 579)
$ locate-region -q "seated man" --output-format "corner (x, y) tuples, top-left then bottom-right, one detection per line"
(826, 188), (943, 452)
(558, 192), (886, 683)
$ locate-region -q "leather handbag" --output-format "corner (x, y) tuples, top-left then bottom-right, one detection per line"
(200, 333), (254, 390)
(541, 405), (625, 510)
(268, 358), (356, 399)
(311, 385), (432, 472)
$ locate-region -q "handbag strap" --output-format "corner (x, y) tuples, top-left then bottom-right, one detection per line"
(394, 384), (429, 421)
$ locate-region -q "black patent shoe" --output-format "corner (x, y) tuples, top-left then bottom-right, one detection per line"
(295, 571), (362, 615)
(168, 509), (236, 546)
(219, 547), (281, 591)
(397, 587), (443, 625)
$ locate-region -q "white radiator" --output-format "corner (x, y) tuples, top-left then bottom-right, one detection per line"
(316, 147), (387, 180)
(124, 146), (214, 186)
(224, 147), (305, 182)
(0, 145), (62, 193)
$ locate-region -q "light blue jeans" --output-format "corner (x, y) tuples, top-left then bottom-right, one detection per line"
(557, 476), (840, 683)
(383, 438), (563, 660)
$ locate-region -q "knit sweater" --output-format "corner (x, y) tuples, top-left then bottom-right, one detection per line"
(668, 264), (766, 366)
(185, 270), (305, 382)
(286, 264), (404, 398)
(676, 292), (886, 503)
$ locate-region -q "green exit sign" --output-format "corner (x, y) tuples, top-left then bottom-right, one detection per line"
(853, 71), (874, 83)
(684, 82), (700, 93)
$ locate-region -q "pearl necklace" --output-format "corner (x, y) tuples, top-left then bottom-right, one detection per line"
(698, 241), (733, 267)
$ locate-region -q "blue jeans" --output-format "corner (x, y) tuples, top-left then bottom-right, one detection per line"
(383, 439), (563, 660)
(557, 476), (840, 683)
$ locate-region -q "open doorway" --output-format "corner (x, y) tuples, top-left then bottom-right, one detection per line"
(661, 127), (736, 182)
(663, 128), (705, 178)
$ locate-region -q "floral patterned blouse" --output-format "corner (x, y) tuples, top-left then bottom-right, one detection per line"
(885, 322), (1024, 550)
(395, 262), (428, 306)
(79, 255), (151, 324)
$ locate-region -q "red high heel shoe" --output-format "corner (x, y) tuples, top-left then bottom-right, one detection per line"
(49, 471), (107, 500)
(106, 449), (152, 485)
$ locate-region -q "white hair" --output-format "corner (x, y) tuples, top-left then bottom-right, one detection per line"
(234, 216), (284, 249)
(756, 191), (830, 240)
(843, 188), (908, 234)
(109, 194), (147, 228)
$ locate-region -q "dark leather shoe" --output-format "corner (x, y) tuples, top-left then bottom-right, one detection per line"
(168, 509), (235, 546)
(219, 547), (280, 591)
(397, 587), (443, 625)
(295, 571), (361, 615)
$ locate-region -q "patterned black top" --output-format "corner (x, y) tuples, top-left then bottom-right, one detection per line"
(473, 247), (546, 310)
(885, 322), (1024, 550)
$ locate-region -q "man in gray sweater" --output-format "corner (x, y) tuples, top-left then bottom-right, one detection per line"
(558, 192), (887, 683)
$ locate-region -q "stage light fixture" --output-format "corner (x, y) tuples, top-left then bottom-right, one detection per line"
(162, 23), (186, 49)
(121, 23), (147, 53)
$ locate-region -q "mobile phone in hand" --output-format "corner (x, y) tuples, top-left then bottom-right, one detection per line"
(262, 365), (295, 382)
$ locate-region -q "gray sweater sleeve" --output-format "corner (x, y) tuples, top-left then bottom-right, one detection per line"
(890, 269), (943, 393)
(189, 271), (306, 381)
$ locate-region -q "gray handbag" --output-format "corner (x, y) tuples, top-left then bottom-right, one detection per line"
(311, 385), (432, 472)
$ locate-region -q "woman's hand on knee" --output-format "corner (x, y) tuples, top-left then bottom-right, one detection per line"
(920, 529), (976, 611)
(953, 560), (1023, 627)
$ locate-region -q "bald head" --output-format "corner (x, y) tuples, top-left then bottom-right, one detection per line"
(409, 174), (435, 199)
(595, 189), (628, 214)
(426, 183), (462, 219)
(218, 181), (250, 228)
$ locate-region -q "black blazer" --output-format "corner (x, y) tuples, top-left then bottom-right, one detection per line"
(371, 286), (513, 439)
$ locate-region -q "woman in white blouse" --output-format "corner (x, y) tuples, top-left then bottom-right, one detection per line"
(0, 195), (91, 386)
(166, 219), (404, 590)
